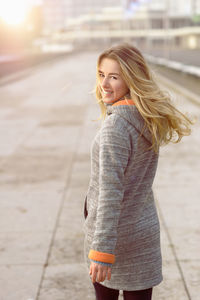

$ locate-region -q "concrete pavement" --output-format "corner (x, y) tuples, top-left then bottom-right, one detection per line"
(0, 50), (199, 300)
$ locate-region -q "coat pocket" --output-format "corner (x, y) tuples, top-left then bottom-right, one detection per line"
(84, 196), (88, 219)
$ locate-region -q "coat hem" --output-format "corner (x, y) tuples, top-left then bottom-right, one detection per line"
(98, 275), (163, 291)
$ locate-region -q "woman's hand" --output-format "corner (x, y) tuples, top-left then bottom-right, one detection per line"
(89, 261), (112, 283)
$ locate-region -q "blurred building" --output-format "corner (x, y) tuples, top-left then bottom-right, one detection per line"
(41, 0), (200, 50)
(42, 0), (118, 33)
(149, 0), (200, 16)
(42, 0), (200, 32)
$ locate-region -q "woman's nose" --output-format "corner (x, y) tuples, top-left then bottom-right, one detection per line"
(101, 77), (110, 88)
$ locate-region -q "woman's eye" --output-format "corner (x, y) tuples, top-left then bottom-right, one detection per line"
(98, 74), (117, 80)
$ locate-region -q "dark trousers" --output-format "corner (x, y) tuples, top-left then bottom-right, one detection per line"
(93, 282), (152, 300)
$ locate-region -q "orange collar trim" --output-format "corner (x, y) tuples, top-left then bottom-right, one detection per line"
(112, 99), (135, 106)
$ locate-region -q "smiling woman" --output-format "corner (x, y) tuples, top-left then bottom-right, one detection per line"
(83, 43), (193, 300)
(0, 0), (31, 25)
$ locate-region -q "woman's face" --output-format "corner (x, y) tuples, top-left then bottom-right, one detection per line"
(98, 57), (129, 104)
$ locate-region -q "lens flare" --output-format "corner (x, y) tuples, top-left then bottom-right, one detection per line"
(0, 0), (31, 25)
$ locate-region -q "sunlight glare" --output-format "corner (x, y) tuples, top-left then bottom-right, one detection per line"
(0, 0), (31, 25)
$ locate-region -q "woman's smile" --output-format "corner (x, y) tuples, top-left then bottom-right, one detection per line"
(102, 89), (113, 96)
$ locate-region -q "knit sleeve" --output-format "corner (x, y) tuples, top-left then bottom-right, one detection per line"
(90, 117), (131, 262)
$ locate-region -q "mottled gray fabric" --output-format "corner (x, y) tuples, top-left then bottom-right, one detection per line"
(83, 103), (163, 291)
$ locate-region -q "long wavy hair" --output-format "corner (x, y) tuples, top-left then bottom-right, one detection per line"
(95, 43), (193, 153)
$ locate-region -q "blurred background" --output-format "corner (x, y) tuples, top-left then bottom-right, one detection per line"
(0, 0), (200, 78)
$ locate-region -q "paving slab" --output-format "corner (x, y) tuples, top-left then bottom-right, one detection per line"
(167, 227), (200, 261)
(58, 209), (84, 236)
(0, 265), (43, 300)
(179, 260), (200, 300)
(48, 229), (84, 265)
(0, 151), (72, 186)
(41, 105), (87, 126)
(37, 263), (95, 300)
(0, 188), (63, 232)
(155, 188), (200, 228)
(0, 119), (37, 156)
(22, 125), (80, 149)
(153, 260), (189, 300)
(0, 108), (15, 119)
(0, 231), (51, 264)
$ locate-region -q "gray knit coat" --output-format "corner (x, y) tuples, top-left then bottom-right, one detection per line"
(83, 102), (163, 291)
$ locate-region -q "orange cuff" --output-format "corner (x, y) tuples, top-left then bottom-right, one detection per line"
(88, 249), (115, 264)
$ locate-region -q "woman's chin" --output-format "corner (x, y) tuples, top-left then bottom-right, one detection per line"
(102, 97), (115, 104)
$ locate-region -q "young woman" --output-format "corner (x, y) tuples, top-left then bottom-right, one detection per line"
(83, 43), (192, 300)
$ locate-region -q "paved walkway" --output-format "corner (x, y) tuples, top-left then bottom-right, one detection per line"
(0, 51), (199, 300)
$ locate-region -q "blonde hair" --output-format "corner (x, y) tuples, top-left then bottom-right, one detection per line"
(95, 43), (193, 153)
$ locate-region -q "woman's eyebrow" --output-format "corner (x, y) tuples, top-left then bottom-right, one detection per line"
(98, 70), (120, 76)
